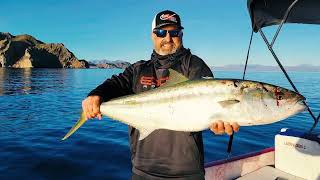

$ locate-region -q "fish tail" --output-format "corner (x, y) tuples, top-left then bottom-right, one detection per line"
(62, 111), (88, 140)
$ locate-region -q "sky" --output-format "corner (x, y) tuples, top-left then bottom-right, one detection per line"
(1, 0), (319, 66)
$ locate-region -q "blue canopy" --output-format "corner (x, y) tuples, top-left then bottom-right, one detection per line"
(248, 0), (320, 32)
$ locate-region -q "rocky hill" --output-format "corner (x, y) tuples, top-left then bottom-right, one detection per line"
(0, 32), (88, 68)
(212, 64), (320, 72)
(89, 59), (131, 69)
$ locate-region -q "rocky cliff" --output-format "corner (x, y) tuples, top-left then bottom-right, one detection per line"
(89, 60), (131, 69)
(0, 32), (88, 68)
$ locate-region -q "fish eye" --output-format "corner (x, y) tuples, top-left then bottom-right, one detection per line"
(278, 95), (283, 100)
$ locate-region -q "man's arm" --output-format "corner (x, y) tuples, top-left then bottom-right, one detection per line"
(88, 65), (134, 101)
(186, 55), (213, 80)
(82, 65), (134, 120)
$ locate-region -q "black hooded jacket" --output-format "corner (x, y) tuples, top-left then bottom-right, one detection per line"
(88, 47), (213, 179)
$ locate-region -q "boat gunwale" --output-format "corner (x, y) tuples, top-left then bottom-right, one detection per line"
(204, 147), (275, 168)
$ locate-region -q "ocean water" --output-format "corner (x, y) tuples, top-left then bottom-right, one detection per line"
(0, 68), (319, 179)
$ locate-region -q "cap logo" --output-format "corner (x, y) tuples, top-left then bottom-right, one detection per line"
(160, 14), (177, 22)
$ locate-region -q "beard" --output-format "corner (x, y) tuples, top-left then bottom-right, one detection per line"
(157, 40), (179, 55)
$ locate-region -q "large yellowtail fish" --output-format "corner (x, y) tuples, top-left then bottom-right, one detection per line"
(62, 70), (306, 141)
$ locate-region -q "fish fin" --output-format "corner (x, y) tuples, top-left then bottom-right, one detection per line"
(138, 128), (155, 140)
(62, 111), (88, 140)
(218, 99), (240, 108)
(160, 69), (189, 88)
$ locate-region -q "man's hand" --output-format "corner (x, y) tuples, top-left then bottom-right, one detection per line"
(210, 120), (240, 135)
(82, 95), (103, 120)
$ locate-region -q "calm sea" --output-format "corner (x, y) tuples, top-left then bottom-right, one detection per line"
(0, 68), (319, 179)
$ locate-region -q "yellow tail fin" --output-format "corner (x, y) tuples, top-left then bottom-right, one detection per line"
(62, 111), (88, 140)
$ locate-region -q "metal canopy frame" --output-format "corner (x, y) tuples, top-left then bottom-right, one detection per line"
(227, 0), (319, 154)
(243, 0), (319, 131)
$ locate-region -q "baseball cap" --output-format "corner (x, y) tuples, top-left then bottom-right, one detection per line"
(152, 10), (184, 30)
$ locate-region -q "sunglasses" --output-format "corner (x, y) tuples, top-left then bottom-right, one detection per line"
(153, 29), (182, 38)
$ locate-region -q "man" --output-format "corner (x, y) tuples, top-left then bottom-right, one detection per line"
(82, 10), (239, 180)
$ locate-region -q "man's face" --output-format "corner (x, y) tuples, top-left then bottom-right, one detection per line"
(151, 25), (183, 56)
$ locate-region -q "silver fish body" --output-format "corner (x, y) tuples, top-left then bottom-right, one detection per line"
(99, 79), (305, 140)
(62, 70), (306, 141)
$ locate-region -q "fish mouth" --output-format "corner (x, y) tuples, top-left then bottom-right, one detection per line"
(299, 94), (306, 101)
(298, 100), (305, 106)
(296, 99), (307, 112)
(295, 93), (306, 107)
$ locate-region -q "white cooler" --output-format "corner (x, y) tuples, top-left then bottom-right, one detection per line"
(275, 128), (320, 180)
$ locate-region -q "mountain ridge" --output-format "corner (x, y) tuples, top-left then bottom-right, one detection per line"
(212, 64), (320, 72)
(0, 32), (88, 68)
